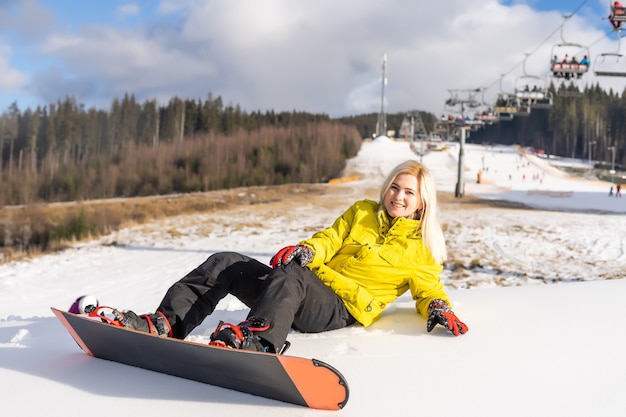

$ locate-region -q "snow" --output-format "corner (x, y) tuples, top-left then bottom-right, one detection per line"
(1, 138), (625, 416)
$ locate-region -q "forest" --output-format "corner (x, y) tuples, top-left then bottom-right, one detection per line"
(0, 94), (361, 206)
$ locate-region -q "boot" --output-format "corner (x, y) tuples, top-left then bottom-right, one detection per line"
(209, 317), (271, 352)
(113, 309), (171, 337)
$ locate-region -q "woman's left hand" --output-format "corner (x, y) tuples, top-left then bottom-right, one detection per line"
(426, 299), (468, 336)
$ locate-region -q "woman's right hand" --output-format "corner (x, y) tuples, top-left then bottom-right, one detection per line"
(270, 245), (314, 269)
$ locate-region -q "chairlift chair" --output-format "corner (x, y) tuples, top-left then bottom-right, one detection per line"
(550, 44), (590, 79)
(514, 74), (552, 110)
(609, 3), (626, 23)
(475, 112), (499, 125)
(531, 90), (554, 109)
(494, 94), (518, 121)
(594, 26), (626, 77)
(494, 75), (519, 121)
(515, 77), (540, 100)
(444, 89), (482, 114)
(464, 118), (484, 131)
(594, 52), (626, 76)
(434, 120), (448, 133)
(511, 53), (551, 110)
(550, 17), (591, 80)
(494, 110), (514, 121)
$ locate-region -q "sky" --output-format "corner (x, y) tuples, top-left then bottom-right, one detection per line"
(1, 138), (626, 416)
(1, 0), (624, 118)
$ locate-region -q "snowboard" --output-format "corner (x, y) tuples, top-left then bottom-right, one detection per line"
(51, 307), (349, 410)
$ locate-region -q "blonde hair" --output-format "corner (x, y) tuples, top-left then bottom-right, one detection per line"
(378, 160), (448, 263)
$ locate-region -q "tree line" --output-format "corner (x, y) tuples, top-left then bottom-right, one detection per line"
(334, 111), (437, 139)
(0, 94), (361, 206)
(2, 81), (625, 207)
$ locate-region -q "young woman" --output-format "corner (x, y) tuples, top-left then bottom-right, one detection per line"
(115, 160), (468, 352)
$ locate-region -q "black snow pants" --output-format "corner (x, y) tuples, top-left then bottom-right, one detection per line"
(156, 251), (355, 351)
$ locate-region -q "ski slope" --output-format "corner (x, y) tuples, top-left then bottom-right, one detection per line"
(1, 138), (625, 417)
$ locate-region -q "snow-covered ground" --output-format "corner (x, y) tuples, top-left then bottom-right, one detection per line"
(1, 139), (625, 417)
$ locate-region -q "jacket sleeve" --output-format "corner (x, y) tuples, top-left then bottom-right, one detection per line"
(409, 260), (451, 318)
(299, 203), (358, 268)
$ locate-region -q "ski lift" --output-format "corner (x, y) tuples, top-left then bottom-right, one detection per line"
(444, 88), (482, 114)
(469, 121), (484, 131)
(594, 27), (626, 77)
(458, 116), (484, 131)
(494, 94), (518, 121)
(433, 120), (449, 140)
(531, 92), (554, 109)
(515, 53), (553, 110)
(475, 110), (499, 125)
(494, 109), (514, 121)
(594, 52), (626, 76)
(609, 2), (626, 26)
(443, 88), (486, 135)
(468, 87), (500, 125)
(493, 75), (518, 121)
(550, 16), (591, 80)
(436, 117), (450, 130)
(551, 49), (591, 79)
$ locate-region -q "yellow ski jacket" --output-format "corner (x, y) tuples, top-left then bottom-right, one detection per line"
(300, 199), (450, 327)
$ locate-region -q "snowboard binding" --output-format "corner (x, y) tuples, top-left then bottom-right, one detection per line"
(209, 320), (270, 351)
(79, 305), (171, 337)
(208, 319), (292, 354)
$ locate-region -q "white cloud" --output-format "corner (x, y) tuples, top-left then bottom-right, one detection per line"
(0, 45), (28, 94)
(4, 0), (626, 115)
(117, 3), (141, 17)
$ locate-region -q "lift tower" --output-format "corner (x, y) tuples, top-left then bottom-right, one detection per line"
(376, 54), (388, 137)
(445, 88), (482, 198)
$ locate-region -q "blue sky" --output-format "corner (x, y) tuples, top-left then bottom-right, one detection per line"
(0, 0), (622, 117)
(502, 0), (599, 13)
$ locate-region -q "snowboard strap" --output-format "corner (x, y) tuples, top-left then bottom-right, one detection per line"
(141, 311), (172, 337)
(209, 321), (246, 344)
(86, 305), (125, 327)
(209, 320), (291, 354)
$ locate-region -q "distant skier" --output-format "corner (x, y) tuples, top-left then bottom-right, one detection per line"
(112, 160), (469, 353)
(609, 185), (614, 197)
(617, 183), (622, 197)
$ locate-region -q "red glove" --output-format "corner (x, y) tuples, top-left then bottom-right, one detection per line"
(426, 299), (468, 336)
(270, 245), (314, 269)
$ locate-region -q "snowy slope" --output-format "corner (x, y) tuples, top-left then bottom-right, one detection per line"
(1, 139), (625, 417)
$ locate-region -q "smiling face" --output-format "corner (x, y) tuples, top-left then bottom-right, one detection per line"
(383, 173), (422, 219)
